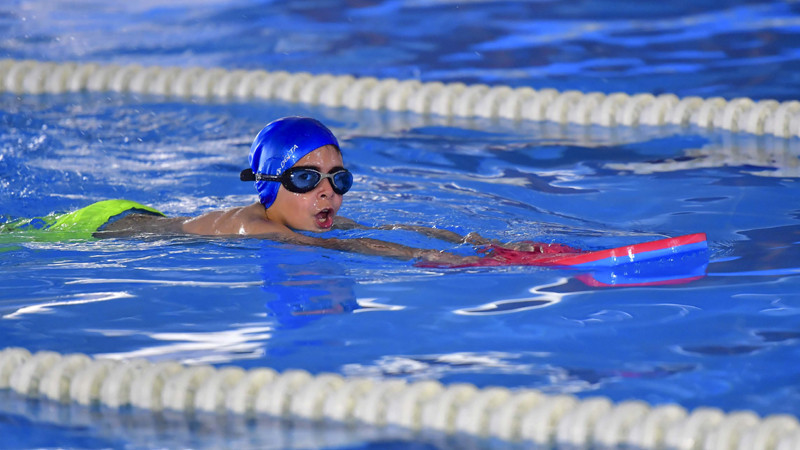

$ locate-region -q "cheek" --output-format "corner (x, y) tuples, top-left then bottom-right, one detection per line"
(277, 191), (313, 213)
(293, 193), (318, 210)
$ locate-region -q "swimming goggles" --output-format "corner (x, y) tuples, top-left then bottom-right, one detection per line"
(240, 166), (353, 195)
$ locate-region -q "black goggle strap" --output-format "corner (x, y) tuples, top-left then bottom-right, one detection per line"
(239, 168), (281, 182)
(240, 168), (256, 181)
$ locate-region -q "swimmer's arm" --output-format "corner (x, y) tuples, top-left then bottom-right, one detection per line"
(96, 214), (187, 237)
(269, 232), (480, 265)
(382, 226), (542, 251)
(333, 217), (541, 251)
(332, 217), (470, 243)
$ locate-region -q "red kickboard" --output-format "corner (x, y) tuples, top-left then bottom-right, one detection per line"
(418, 233), (708, 269)
(534, 232), (708, 268)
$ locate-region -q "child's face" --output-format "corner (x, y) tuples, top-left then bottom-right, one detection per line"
(267, 144), (345, 232)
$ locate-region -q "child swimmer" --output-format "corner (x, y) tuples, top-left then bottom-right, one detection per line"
(99, 116), (540, 265)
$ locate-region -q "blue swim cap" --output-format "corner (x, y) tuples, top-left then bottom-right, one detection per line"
(246, 117), (339, 208)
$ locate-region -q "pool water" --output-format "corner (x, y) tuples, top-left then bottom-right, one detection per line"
(2, 0), (800, 448)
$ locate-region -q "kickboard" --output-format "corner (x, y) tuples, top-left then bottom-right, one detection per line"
(418, 233), (708, 269)
(531, 233), (708, 269)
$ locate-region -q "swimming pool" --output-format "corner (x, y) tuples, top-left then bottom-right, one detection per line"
(2, 1), (800, 448)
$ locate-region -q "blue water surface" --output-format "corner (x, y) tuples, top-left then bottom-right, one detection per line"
(2, 0), (800, 448)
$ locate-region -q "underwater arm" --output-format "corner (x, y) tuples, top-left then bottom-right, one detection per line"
(379, 226), (544, 251)
(333, 217), (543, 251)
(95, 214), (189, 238)
(333, 217), (480, 244)
(270, 231), (481, 265)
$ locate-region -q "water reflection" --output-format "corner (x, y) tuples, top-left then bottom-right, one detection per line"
(343, 351), (536, 380)
(93, 327), (273, 365)
(2, 291), (134, 320)
(0, 387), (432, 450)
(708, 220), (800, 279)
(605, 131), (800, 178)
(261, 257), (360, 327)
(453, 248), (709, 316)
(454, 278), (569, 315)
(258, 245), (404, 327)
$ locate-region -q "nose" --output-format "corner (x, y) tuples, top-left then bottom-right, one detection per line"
(315, 177), (335, 198)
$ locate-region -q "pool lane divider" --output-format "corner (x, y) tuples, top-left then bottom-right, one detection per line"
(1, 347), (799, 448)
(1, 58), (799, 139)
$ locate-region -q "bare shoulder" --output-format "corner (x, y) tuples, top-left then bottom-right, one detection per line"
(181, 202), (286, 236)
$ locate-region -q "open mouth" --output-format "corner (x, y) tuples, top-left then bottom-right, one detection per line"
(315, 209), (334, 229)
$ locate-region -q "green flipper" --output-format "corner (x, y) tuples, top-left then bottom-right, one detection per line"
(1, 199), (165, 243)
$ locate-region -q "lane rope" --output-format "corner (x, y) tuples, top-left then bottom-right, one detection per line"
(1, 59), (799, 139)
(1, 347), (799, 448)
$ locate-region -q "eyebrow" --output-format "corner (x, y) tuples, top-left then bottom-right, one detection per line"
(292, 165), (346, 174)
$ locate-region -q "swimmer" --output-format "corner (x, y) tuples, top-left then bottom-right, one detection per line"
(94, 116), (538, 265)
